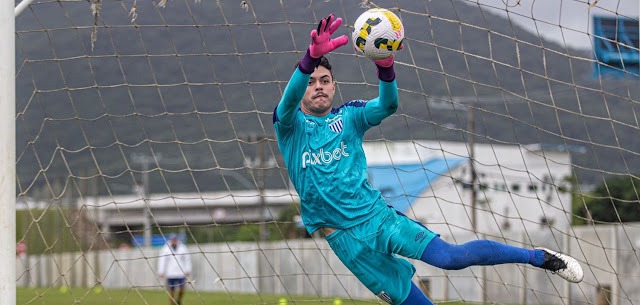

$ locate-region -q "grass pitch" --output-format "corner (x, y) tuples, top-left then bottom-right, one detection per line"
(17, 287), (387, 305)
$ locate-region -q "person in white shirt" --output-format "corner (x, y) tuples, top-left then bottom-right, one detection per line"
(157, 234), (192, 305)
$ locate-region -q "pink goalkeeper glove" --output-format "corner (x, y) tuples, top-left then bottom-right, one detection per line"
(309, 14), (349, 59)
(372, 43), (404, 81)
(373, 56), (395, 68)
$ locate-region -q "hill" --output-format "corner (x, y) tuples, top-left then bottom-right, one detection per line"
(14, 0), (639, 194)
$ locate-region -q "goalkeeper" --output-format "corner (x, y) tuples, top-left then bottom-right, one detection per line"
(272, 14), (583, 305)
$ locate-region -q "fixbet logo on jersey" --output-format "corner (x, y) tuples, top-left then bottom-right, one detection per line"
(301, 141), (349, 168)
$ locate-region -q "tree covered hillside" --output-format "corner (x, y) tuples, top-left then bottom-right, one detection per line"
(14, 0), (639, 194)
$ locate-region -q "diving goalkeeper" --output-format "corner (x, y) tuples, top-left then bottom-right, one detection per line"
(272, 14), (583, 305)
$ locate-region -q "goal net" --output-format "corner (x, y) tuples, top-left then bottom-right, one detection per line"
(11, 0), (640, 304)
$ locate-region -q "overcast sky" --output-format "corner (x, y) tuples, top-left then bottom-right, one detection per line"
(471, 0), (639, 50)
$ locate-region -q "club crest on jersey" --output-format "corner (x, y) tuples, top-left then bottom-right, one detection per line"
(377, 291), (392, 304)
(327, 117), (344, 133)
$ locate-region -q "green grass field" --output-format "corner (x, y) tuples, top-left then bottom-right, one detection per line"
(17, 287), (389, 305)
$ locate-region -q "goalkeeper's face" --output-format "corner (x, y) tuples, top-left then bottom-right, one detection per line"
(301, 66), (335, 116)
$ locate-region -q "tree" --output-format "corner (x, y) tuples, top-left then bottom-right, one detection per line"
(575, 175), (640, 224)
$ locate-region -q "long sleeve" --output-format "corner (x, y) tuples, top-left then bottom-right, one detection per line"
(157, 244), (192, 278)
(180, 246), (192, 274)
(157, 246), (168, 275)
(275, 68), (311, 126)
(364, 79), (399, 126)
(274, 50), (321, 126)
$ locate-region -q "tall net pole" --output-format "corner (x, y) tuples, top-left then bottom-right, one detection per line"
(0, 0), (16, 304)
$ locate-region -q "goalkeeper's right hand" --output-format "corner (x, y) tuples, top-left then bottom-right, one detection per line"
(309, 14), (348, 59)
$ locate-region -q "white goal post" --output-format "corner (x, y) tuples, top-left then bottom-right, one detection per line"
(0, 1), (16, 305)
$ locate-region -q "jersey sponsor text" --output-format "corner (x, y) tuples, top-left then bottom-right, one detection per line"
(301, 141), (349, 168)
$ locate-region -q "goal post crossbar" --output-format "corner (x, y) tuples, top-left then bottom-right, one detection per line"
(14, 0), (34, 17)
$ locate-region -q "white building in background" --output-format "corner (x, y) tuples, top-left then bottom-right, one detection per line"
(78, 189), (299, 246)
(363, 140), (574, 235)
(76, 140), (574, 243)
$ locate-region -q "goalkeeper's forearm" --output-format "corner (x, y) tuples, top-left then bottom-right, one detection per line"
(365, 80), (398, 125)
(276, 52), (315, 124)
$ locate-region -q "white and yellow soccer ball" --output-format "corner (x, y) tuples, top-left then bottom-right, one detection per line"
(352, 8), (404, 60)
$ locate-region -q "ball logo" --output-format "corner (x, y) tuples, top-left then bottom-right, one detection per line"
(374, 37), (402, 52)
(355, 17), (382, 52)
(301, 141), (349, 168)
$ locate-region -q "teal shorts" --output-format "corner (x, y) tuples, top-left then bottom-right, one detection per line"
(324, 206), (438, 305)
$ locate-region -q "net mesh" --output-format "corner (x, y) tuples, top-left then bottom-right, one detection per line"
(14, 0), (640, 304)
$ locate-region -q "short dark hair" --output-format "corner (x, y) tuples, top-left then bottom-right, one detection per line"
(318, 56), (332, 72)
(295, 56), (334, 80)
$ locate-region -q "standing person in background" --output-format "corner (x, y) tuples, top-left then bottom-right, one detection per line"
(272, 13), (583, 305)
(157, 234), (192, 305)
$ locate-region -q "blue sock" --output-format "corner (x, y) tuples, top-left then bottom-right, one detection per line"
(529, 249), (546, 267)
(400, 282), (433, 305)
(421, 236), (534, 270)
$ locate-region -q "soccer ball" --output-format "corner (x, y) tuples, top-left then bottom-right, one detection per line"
(352, 8), (404, 60)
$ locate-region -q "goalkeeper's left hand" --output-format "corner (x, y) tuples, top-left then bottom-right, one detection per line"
(373, 42), (404, 68)
(373, 56), (395, 68)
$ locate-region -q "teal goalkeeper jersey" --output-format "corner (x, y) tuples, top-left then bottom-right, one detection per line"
(273, 68), (396, 234)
